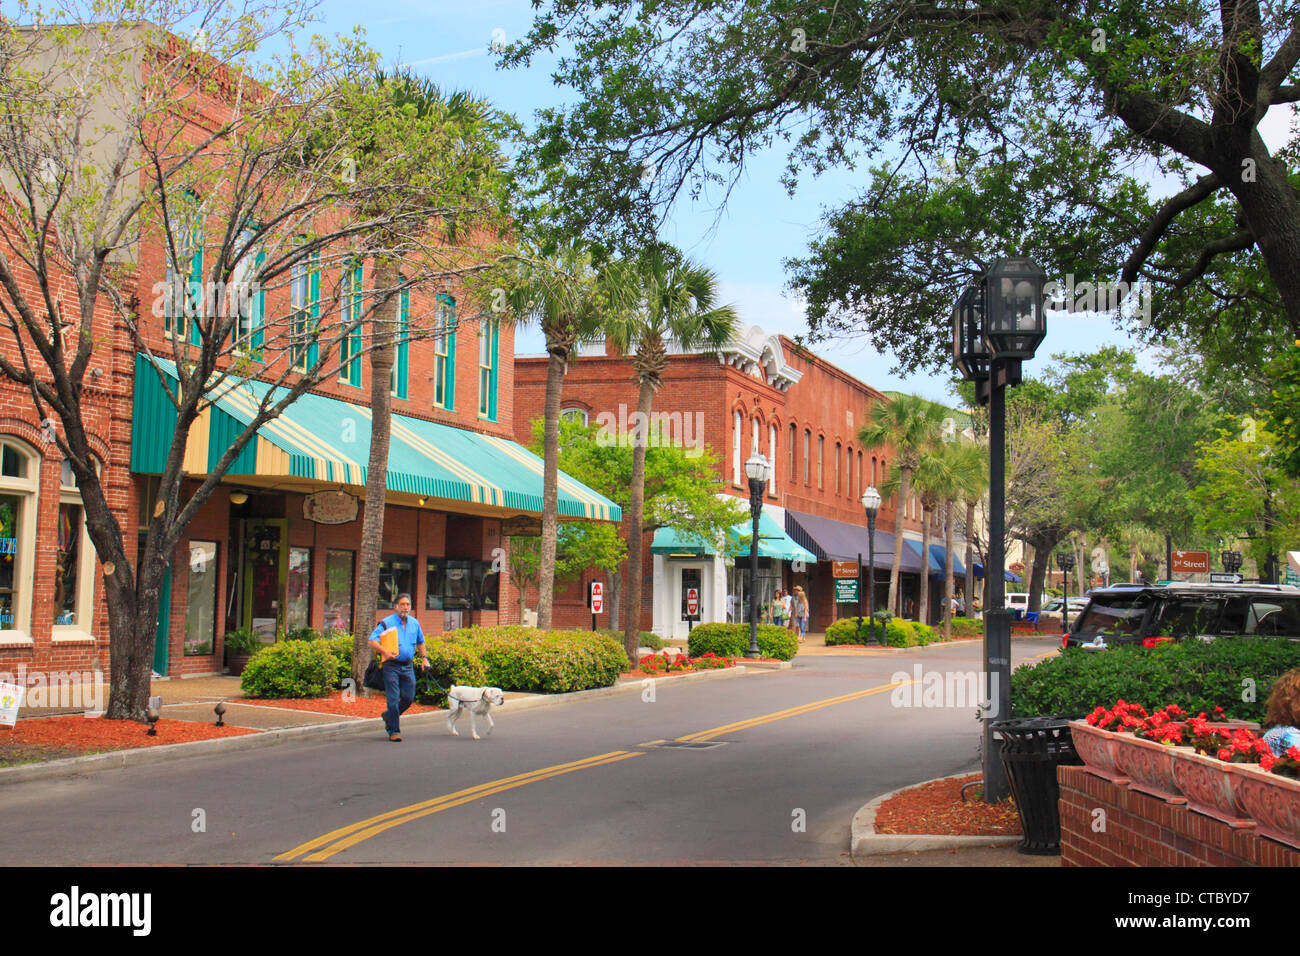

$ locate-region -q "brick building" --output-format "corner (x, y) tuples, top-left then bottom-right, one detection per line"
(513, 325), (969, 636)
(0, 26), (617, 681)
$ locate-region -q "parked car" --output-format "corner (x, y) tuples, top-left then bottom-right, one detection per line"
(1006, 592), (1030, 614)
(1062, 583), (1300, 649)
(1038, 596), (1090, 624)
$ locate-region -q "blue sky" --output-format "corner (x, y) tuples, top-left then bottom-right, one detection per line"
(306, 0), (1298, 405)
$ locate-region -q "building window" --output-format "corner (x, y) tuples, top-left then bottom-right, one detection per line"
(751, 416), (760, 464)
(184, 541), (218, 656)
(0, 439), (37, 636)
(286, 546), (311, 632)
(391, 288), (409, 400)
(768, 423), (777, 495)
(231, 225), (265, 357)
(817, 436), (824, 489)
(290, 247), (321, 372)
(478, 317), (498, 419)
(54, 457), (97, 633)
(733, 411), (742, 485)
(339, 260), (363, 387)
(378, 554), (416, 610)
(847, 447), (854, 498)
(788, 423), (796, 482)
(163, 196), (202, 344)
(803, 429), (810, 484)
(835, 442), (841, 494)
(324, 549), (354, 637)
(434, 293), (456, 410)
(561, 408), (589, 425)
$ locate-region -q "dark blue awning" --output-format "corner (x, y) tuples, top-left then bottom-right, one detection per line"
(973, 562), (1023, 583)
(783, 509), (922, 571)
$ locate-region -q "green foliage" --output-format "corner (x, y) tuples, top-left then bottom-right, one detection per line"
(686, 623), (798, 660)
(824, 615), (891, 646)
(240, 641), (338, 699)
(1010, 639), (1300, 720)
(284, 626), (324, 643)
(440, 625), (627, 693)
(414, 642), (489, 706)
(600, 629), (665, 650)
(950, 617), (984, 638)
(223, 629), (262, 656)
(322, 635), (355, 687)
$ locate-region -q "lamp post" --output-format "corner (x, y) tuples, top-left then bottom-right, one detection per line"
(744, 453), (771, 659)
(1222, 550), (1243, 580)
(953, 258), (1047, 803)
(861, 486), (881, 644)
(1056, 550), (1076, 632)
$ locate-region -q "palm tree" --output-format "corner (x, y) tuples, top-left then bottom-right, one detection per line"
(605, 244), (738, 664)
(858, 394), (947, 616)
(347, 73), (506, 685)
(951, 439), (989, 618)
(912, 442), (961, 628)
(500, 240), (629, 629)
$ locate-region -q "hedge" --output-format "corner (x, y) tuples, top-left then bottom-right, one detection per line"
(240, 640), (338, 698)
(440, 625), (627, 694)
(415, 641), (489, 706)
(1010, 637), (1300, 720)
(686, 622), (799, 660)
(825, 615), (891, 646)
(951, 616), (983, 638)
(598, 628), (665, 651)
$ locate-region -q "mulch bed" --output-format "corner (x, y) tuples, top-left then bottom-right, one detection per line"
(0, 716), (256, 766)
(874, 773), (1022, 836)
(241, 689), (441, 718)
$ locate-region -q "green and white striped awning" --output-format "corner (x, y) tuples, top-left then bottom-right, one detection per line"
(129, 355), (620, 521)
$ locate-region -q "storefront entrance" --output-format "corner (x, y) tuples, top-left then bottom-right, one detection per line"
(241, 519), (287, 641)
(675, 564), (708, 639)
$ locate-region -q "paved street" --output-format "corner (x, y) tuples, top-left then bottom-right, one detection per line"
(0, 639), (1058, 865)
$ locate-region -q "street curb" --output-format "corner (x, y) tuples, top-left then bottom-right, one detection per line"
(0, 663), (754, 786)
(850, 772), (1022, 860)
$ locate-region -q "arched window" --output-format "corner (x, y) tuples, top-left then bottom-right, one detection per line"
(817, 435), (824, 490)
(561, 407), (589, 426)
(0, 439), (39, 638)
(857, 451), (863, 497)
(788, 423), (796, 482)
(751, 416), (761, 463)
(768, 423), (777, 495)
(55, 456), (99, 635)
(733, 411), (743, 485)
(835, 442), (841, 494)
(803, 429), (811, 484)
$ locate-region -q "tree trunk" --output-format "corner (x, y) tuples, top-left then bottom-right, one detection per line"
(536, 346), (568, 630)
(888, 468), (912, 616)
(609, 564), (622, 633)
(963, 500), (976, 618)
(943, 499), (955, 640)
(353, 256), (399, 689)
(1073, 534), (1088, 593)
(1027, 535), (1056, 614)
(917, 502), (931, 624)
(622, 378), (655, 664)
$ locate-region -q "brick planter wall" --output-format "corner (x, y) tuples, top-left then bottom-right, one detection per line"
(1059, 764), (1300, 867)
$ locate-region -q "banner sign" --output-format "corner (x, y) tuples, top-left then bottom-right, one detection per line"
(834, 579), (859, 603)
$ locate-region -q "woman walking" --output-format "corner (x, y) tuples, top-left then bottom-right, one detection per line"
(792, 585), (809, 642)
(771, 588), (786, 628)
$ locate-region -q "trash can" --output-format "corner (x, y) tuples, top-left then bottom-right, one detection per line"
(991, 716), (1083, 855)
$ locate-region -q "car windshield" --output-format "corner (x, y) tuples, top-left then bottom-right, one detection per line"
(1073, 593), (1154, 637)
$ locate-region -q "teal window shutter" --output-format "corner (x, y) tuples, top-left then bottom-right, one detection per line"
(251, 248), (265, 355)
(187, 239), (203, 346)
(395, 289), (409, 400)
(307, 253), (320, 369)
(446, 297), (456, 410)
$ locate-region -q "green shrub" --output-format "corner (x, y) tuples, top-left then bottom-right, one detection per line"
(320, 634), (355, 686)
(223, 628), (261, 656)
(414, 641), (489, 706)
(686, 622), (798, 660)
(598, 628), (665, 651)
(825, 615), (890, 646)
(950, 616), (983, 638)
(284, 626), (324, 643)
(883, 618), (917, 647)
(913, 622), (936, 645)
(240, 640), (338, 698)
(1010, 637), (1300, 720)
(441, 625), (627, 694)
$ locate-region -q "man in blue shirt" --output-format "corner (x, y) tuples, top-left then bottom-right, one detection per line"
(368, 593), (429, 741)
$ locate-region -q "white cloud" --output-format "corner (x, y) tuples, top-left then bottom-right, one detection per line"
(400, 47), (486, 68)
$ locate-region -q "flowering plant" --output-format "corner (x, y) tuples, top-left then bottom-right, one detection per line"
(638, 651), (734, 676)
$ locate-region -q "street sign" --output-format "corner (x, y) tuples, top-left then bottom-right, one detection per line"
(589, 580), (604, 614)
(686, 588), (699, 617)
(834, 579), (859, 602)
(831, 560), (859, 579)
(1172, 550), (1211, 574)
(1209, 573), (1244, 584)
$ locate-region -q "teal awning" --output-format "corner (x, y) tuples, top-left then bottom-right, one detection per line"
(651, 511), (816, 563)
(129, 355), (620, 521)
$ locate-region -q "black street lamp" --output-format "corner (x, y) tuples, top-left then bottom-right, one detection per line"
(1056, 550), (1076, 632)
(744, 453), (771, 659)
(1222, 550), (1243, 575)
(860, 486), (881, 645)
(952, 256), (1047, 804)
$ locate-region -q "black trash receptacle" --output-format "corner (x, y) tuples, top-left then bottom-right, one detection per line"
(991, 716), (1083, 855)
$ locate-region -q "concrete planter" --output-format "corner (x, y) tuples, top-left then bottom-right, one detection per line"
(1230, 763), (1300, 850)
(1171, 749), (1256, 829)
(1111, 732), (1186, 804)
(1069, 721), (1130, 786)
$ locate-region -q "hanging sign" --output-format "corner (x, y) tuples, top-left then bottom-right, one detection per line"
(303, 491), (358, 525)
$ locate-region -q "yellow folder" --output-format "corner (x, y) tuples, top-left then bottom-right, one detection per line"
(380, 627), (398, 656)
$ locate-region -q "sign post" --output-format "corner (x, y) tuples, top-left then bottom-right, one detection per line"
(686, 586), (699, 635)
(589, 579), (604, 632)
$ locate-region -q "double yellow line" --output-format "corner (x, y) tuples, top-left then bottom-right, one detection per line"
(276, 678), (912, 863)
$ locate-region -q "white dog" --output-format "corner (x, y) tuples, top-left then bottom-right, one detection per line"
(446, 685), (505, 740)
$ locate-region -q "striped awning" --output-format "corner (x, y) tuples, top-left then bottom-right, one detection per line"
(129, 355), (619, 521)
(651, 511), (816, 563)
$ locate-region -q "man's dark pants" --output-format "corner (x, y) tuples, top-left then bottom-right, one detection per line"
(382, 660), (416, 735)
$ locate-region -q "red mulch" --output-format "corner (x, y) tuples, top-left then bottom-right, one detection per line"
(619, 662), (740, 679)
(0, 716), (255, 761)
(874, 773), (1022, 836)
(242, 689), (441, 718)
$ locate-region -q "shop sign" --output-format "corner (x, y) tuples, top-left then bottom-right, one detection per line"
(834, 579), (859, 602)
(502, 515), (542, 537)
(1172, 550), (1211, 574)
(303, 491), (358, 525)
(0, 682), (23, 726)
(831, 560), (859, 579)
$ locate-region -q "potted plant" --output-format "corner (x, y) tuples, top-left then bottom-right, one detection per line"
(223, 628), (262, 677)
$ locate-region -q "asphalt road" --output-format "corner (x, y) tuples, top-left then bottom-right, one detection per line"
(0, 638), (1060, 865)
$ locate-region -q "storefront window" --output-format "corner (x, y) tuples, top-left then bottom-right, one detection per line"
(0, 439), (37, 635)
(726, 557), (780, 624)
(473, 561), (500, 610)
(286, 546), (311, 632)
(0, 493), (20, 630)
(185, 541), (218, 655)
(324, 549), (354, 636)
(54, 503), (83, 625)
(378, 554), (415, 609)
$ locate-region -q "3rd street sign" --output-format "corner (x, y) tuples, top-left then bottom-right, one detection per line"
(1172, 550), (1211, 574)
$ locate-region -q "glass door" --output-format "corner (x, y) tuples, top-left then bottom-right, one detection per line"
(242, 519), (287, 642)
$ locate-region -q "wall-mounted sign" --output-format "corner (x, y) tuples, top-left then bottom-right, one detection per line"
(502, 515), (542, 537)
(303, 490), (358, 525)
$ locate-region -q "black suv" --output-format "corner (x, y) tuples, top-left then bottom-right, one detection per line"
(1062, 583), (1300, 649)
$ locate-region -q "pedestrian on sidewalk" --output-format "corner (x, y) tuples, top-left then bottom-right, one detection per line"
(772, 588), (786, 627)
(792, 585), (809, 642)
(368, 593), (430, 742)
(782, 589), (794, 630)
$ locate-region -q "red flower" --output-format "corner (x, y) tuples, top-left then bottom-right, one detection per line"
(1261, 754), (1278, 772)
(1218, 748), (1232, 761)
(1288, 746), (1300, 762)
